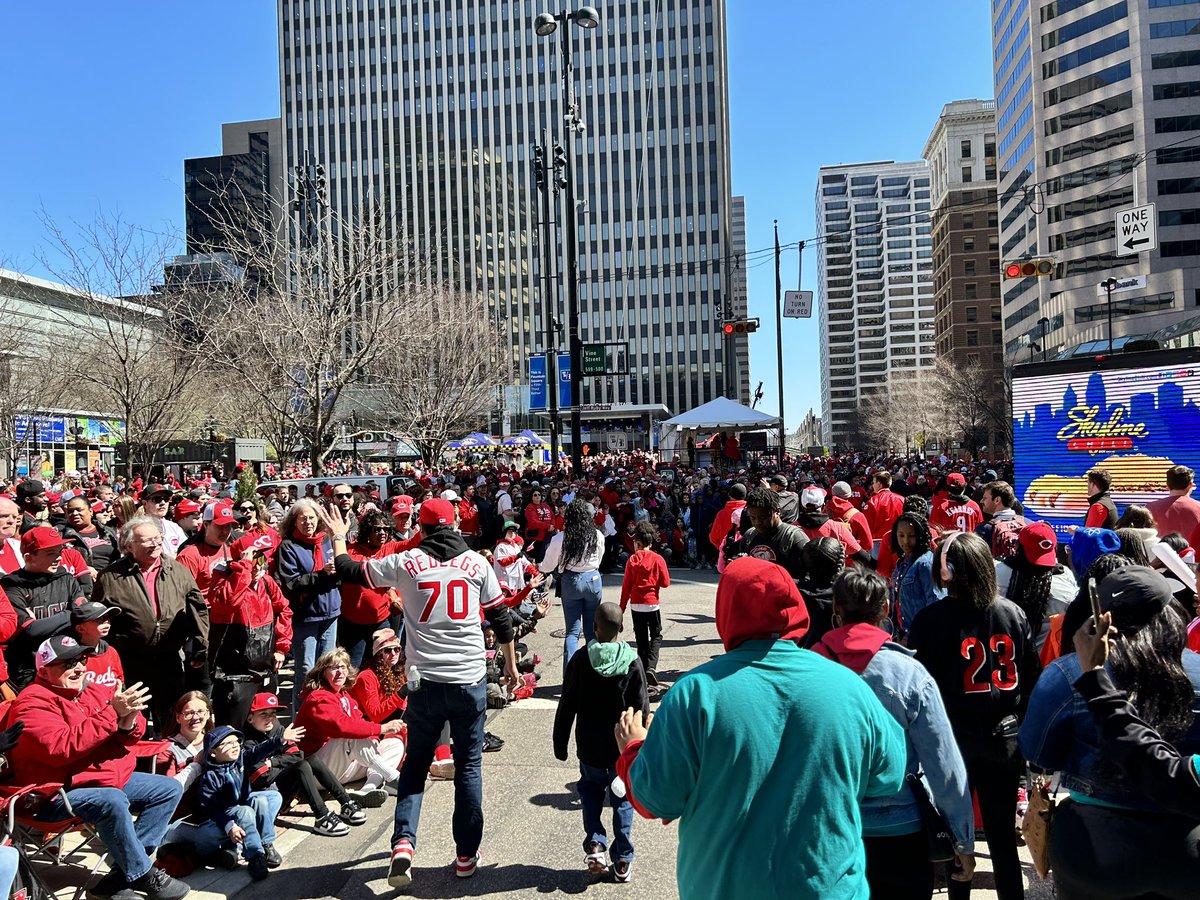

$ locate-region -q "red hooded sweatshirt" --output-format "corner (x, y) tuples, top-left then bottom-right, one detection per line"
(7, 678), (146, 789)
(827, 496), (873, 550)
(708, 499), (747, 552)
(294, 686), (382, 756)
(811, 622), (890, 674)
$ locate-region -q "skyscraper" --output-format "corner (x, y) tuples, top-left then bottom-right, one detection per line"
(816, 160), (935, 449)
(993, 0), (1200, 358)
(278, 0), (741, 429)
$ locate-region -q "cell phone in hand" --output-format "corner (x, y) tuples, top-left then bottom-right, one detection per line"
(1088, 576), (1103, 630)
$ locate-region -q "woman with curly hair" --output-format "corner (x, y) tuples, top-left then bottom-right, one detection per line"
(888, 512), (939, 639)
(293, 648), (407, 807)
(540, 499), (606, 671)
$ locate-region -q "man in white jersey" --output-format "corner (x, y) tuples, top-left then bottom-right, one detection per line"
(325, 498), (518, 891)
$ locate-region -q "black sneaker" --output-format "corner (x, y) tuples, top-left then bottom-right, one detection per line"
(339, 799), (368, 826)
(200, 847), (239, 870)
(262, 843), (283, 868)
(482, 731), (504, 752)
(87, 870), (131, 900)
(314, 812), (351, 836)
(646, 669), (660, 687)
(127, 866), (191, 900)
(347, 787), (388, 808)
(247, 855), (270, 881)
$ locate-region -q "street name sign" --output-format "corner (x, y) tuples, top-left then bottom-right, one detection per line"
(1114, 203), (1157, 256)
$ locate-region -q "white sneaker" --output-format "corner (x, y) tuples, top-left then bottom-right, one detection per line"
(585, 841), (609, 875)
(429, 758), (455, 781)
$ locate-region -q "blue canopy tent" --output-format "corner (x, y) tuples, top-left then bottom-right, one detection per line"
(502, 429), (549, 448)
(443, 432), (498, 452)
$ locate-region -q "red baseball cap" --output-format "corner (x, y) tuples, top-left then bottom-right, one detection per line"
(1018, 521), (1058, 567)
(174, 499), (201, 519)
(202, 502), (237, 526)
(21, 526), (71, 555)
(946, 472), (967, 487)
(230, 532), (275, 557)
(249, 693), (281, 713)
(390, 495), (414, 514)
(418, 498), (456, 526)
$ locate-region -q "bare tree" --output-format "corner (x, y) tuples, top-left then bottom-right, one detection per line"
(932, 356), (1012, 456)
(379, 285), (508, 464)
(196, 197), (422, 473)
(37, 212), (215, 478)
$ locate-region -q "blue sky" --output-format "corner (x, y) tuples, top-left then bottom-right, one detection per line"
(1, 1), (994, 421)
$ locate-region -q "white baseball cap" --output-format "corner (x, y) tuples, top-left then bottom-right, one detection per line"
(800, 486), (827, 508)
(440, 489), (460, 502)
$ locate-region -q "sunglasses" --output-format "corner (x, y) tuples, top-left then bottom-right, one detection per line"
(237, 505), (256, 513)
(50, 657), (87, 670)
(379, 646), (402, 655)
(332, 493), (353, 500)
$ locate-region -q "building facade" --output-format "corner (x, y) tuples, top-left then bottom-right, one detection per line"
(924, 99), (1008, 449)
(277, 0), (742, 427)
(817, 160), (936, 449)
(993, 0), (1200, 359)
(728, 194), (750, 406)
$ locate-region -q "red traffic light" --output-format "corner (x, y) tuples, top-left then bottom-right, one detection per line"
(721, 320), (759, 335)
(723, 323), (735, 335)
(1003, 259), (1054, 279)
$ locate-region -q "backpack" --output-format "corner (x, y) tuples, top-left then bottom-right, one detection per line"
(1, 841), (52, 900)
(990, 516), (1026, 560)
(717, 507), (745, 574)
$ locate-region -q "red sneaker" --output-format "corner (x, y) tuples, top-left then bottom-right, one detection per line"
(388, 841), (414, 889)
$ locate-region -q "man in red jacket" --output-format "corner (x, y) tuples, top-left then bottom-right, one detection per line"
(9, 635), (190, 900)
(864, 472), (905, 549)
(930, 473), (984, 534)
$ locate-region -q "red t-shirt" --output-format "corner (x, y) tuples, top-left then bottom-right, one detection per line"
(930, 497), (983, 534)
(176, 541), (231, 597)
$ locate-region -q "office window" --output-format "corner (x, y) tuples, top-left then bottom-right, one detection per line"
(961, 140), (972, 159)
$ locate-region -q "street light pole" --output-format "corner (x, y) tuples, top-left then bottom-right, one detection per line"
(774, 222), (785, 468)
(536, 7), (598, 476)
(534, 135), (560, 469)
(1037, 316), (1050, 363)
(1101, 278), (1118, 353)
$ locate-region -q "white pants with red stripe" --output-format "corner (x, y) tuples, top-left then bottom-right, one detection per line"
(313, 736), (406, 789)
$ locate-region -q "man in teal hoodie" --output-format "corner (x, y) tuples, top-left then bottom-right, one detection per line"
(616, 557), (906, 900)
(554, 602), (649, 884)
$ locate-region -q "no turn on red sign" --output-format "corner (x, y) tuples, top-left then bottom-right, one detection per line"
(1114, 203), (1157, 256)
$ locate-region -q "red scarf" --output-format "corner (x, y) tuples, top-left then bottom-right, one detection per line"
(293, 531), (326, 571)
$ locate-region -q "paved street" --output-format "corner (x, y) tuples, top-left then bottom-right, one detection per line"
(43, 568), (1050, 900)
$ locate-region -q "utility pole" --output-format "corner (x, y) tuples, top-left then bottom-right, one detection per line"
(774, 222), (785, 467)
(534, 135), (561, 469)
(560, 28), (585, 475)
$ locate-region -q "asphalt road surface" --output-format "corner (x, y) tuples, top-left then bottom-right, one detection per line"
(174, 568), (1051, 900)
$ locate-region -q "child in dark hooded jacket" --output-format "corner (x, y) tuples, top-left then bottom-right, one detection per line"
(241, 691), (367, 837)
(197, 725), (287, 880)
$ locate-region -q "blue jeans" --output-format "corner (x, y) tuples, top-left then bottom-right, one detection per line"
(0, 846), (17, 898)
(36, 772), (183, 882)
(392, 678), (487, 857)
(578, 762), (634, 863)
(561, 569), (603, 672)
(292, 617), (338, 714)
(163, 791), (281, 860)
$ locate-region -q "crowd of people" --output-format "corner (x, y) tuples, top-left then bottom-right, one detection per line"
(1, 450), (1199, 899)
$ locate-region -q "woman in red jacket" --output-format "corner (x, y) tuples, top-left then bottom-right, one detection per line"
(294, 648), (406, 808)
(524, 489), (555, 561)
(350, 629), (455, 781)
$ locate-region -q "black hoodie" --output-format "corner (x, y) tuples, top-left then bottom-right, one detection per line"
(1, 569), (84, 688)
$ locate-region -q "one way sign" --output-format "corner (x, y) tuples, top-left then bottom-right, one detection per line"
(1115, 203), (1157, 257)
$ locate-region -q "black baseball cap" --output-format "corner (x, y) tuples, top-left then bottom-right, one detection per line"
(16, 480), (46, 498)
(71, 598), (121, 625)
(1098, 566), (1170, 632)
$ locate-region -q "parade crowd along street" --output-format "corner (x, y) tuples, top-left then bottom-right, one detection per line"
(1, 448), (1200, 900)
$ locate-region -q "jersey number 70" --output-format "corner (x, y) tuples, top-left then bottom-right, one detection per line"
(417, 579), (471, 622)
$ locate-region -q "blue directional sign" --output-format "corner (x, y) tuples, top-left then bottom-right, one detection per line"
(529, 355), (548, 411)
(558, 353), (572, 408)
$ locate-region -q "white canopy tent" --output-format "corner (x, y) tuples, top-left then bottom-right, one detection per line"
(662, 396), (780, 429)
(659, 397), (782, 464)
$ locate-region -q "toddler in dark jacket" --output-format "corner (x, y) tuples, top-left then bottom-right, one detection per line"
(553, 602), (649, 883)
(241, 692), (367, 837)
(197, 725), (286, 880)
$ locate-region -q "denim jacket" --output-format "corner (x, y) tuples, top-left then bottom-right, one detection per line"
(818, 626), (974, 853)
(890, 551), (942, 635)
(1019, 650), (1200, 810)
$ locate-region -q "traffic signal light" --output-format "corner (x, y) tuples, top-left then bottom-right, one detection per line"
(1003, 259), (1054, 279)
(722, 319), (759, 335)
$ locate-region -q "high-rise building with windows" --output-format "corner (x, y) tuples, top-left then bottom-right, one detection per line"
(993, 0), (1200, 359)
(924, 99), (1008, 451)
(816, 160), (936, 449)
(278, 0), (741, 426)
(728, 194), (750, 406)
